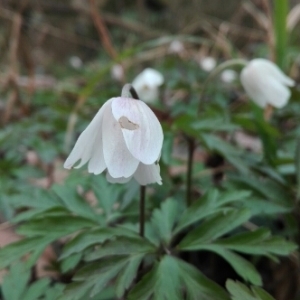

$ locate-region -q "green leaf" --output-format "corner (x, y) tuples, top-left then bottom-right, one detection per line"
(151, 198), (180, 245)
(61, 253), (82, 273)
(127, 264), (157, 300)
(226, 280), (275, 300)
(44, 283), (65, 300)
(226, 280), (257, 300)
(1, 263), (30, 300)
(85, 237), (156, 261)
(174, 189), (219, 234)
(92, 175), (124, 218)
(175, 190), (251, 234)
(17, 215), (97, 237)
(251, 103), (277, 166)
(204, 246), (262, 285)
(229, 175), (292, 206)
(52, 185), (100, 222)
(61, 257), (128, 300)
(1, 262), (64, 300)
(23, 278), (51, 300)
(216, 229), (297, 256)
(153, 256), (182, 300)
(61, 227), (116, 259)
(243, 197), (292, 215)
(0, 237), (55, 269)
(216, 247), (262, 285)
(115, 254), (144, 298)
(178, 208), (251, 249)
(176, 257), (231, 300)
(129, 256), (230, 300)
(252, 286), (276, 300)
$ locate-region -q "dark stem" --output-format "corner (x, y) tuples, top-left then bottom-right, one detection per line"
(129, 85), (140, 100)
(121, 83), (140, 100)
(186, 137), (195, 206)
(139, 185), (146, 237)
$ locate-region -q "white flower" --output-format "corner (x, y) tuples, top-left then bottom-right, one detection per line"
(200, 57), (216, 72)
(69, 56), (82, 69)
(221, 69), (237, 83)
(132, 68), (164, 103)
(168, 40), (184, 54)
(111, 64), (124, 82)
(64, 96), (163, 185)
(240, 59), (295, 108)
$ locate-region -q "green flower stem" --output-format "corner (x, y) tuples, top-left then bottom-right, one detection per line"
(274, 0), (288, 69)
(183, 59), (248, 207)
(197, 59), (248, 115)
(139, 185), (146, 237)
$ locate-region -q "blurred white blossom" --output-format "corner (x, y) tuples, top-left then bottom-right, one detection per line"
(240, 59), (295, 108)
(69, 56), (83, 69)
(64, 89), (163, 185)
(111, 64), (124, 82)
(221, 69), (237, 83)
(168, 40), (184, 54)
(200, 56), (216, 72)
(132, 68), (164, 103)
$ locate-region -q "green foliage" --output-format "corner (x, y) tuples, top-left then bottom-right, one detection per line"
(128, 256), (231, 300)
(226, 280), (275, 300)
(1, 262), (64, 300)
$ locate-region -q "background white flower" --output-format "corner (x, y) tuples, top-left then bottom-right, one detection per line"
(240, 59), (295, 108)
(200, 56), (217, 72)
(111, 64), (124, 82)
(168, 40), (185, 54)
(221, 69), (237, 83)
(64, 96), (163, 185)
(132, 68), (164, 103)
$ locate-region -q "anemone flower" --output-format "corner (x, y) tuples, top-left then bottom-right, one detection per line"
(64, 86), (163, 185)
(240, 59), (295, 108)
(200, 56), (216, 72)
(132, 68), (164, 103)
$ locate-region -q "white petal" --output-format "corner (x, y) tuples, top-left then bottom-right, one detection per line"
(132, 68), (164, 90)
(133, 162), (162, 185)
(252, 59), (295, 87)
(106, 172), (132, 184)
(102, 101), (139, 178)
(137, 87), (159, 103)
(261, 76), (291, 108)
(241, 60), (293, 108)
(132, 68), (164, 103)
(64, 100), (112, 170)
(111, 97), (163, 165)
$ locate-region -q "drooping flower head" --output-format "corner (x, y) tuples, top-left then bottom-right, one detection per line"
(132, 68), (164, 103)
(64, 85), (163, 185)
(240, 59), (295, 108)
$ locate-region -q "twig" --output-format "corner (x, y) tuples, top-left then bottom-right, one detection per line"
(3, 10), (23, 124)
(0, 7), (101, 50)
(89, 0), (117, 59)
